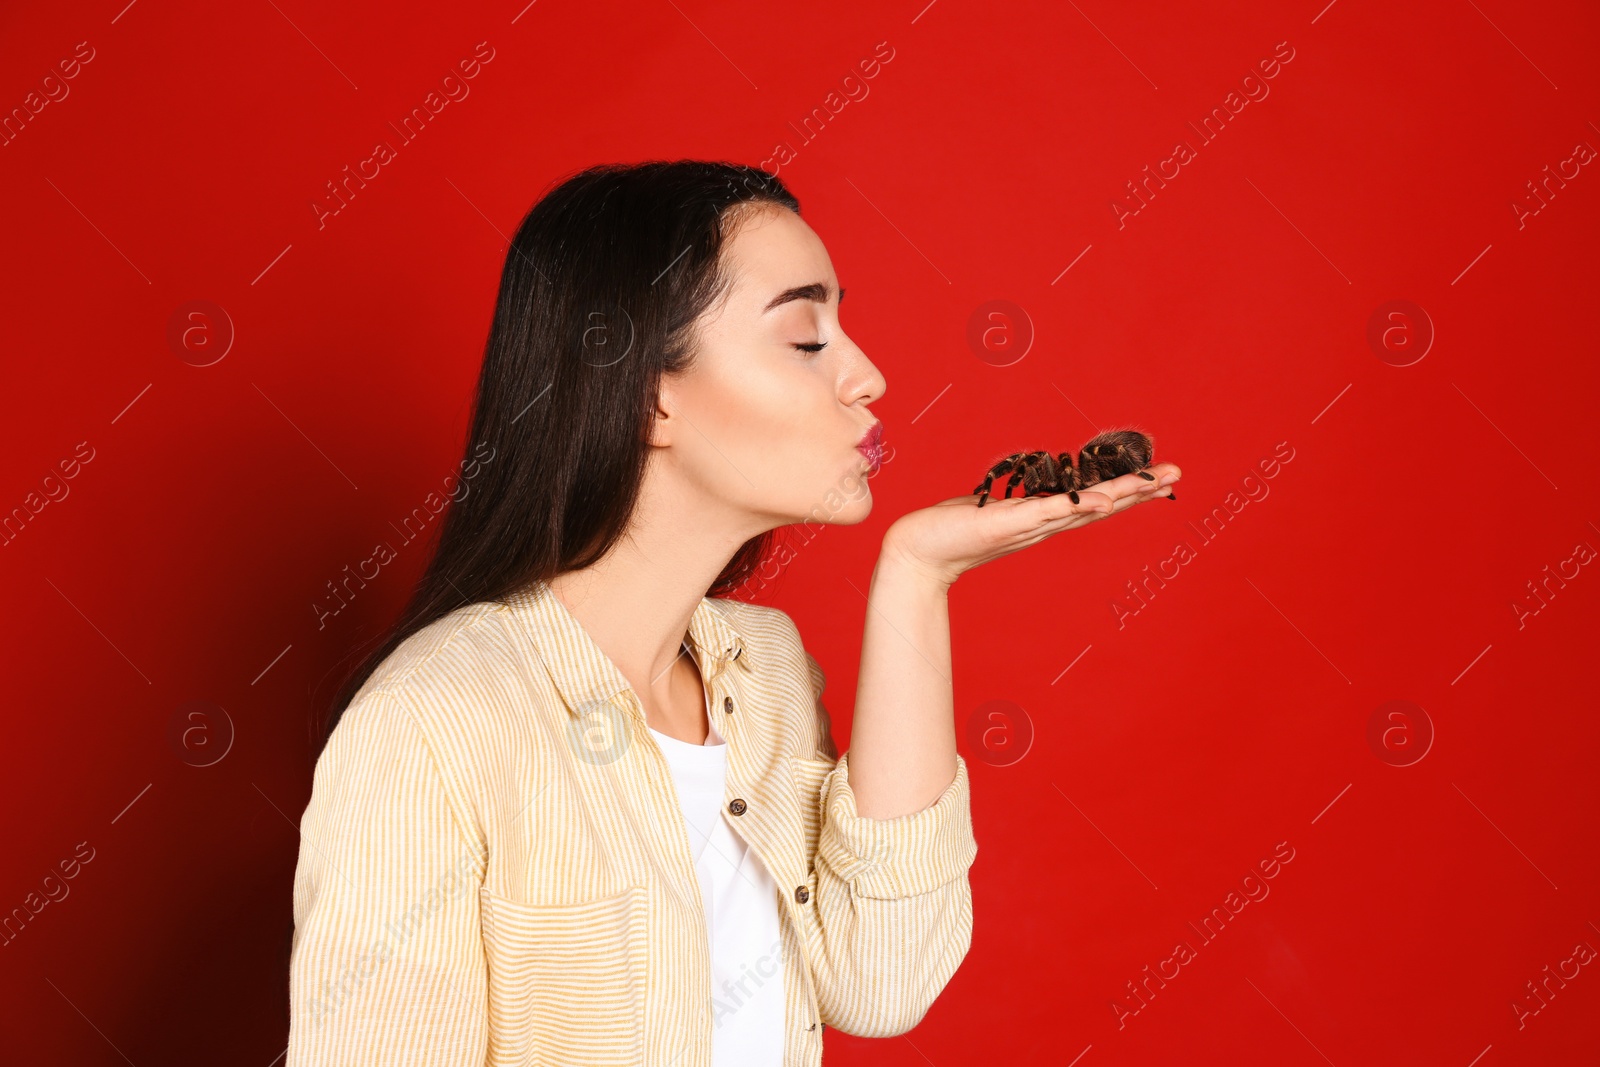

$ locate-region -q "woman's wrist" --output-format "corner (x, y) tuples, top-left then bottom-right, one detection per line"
(877, 530), (959, 593)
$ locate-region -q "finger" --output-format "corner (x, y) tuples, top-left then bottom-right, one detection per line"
(1121, 462), (1183, 500)
(990, 494), (1106, 538)
(1114, 480), (1174, 512)
(1037, 475), (1172, 529)
(1086, 474), (1166, 512)
(1024, 489), (1113, 521)
(1072, 490), (1115, 515)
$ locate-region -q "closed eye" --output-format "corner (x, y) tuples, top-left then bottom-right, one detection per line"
(793, 342), (827, 354)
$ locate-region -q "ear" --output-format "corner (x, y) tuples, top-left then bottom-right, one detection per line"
(648, 380), (676, 449)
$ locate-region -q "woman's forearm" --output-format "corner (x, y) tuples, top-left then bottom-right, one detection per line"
(845, 547), (958, 820)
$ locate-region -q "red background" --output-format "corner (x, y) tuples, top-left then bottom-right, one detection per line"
(3, 0), (1597, 1063)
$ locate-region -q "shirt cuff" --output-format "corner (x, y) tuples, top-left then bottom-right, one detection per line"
(817, 751), (978, 900)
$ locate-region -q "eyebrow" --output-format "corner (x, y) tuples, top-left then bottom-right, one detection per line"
(762, 282), (845, 314)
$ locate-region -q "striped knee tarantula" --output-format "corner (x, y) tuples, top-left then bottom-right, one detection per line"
(972, 429), (1175, 507)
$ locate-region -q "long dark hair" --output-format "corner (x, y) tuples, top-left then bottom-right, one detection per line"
(315, 160), (802, 759)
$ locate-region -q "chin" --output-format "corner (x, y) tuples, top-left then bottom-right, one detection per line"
(830, 486), (874, 524)
(832, 500), (872, 525)
(791, 473), (873, 525)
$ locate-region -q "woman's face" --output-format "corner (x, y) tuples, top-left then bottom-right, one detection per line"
(654, 203), (887, 530)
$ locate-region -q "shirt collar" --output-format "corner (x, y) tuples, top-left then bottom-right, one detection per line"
(506, 578), (749, 718)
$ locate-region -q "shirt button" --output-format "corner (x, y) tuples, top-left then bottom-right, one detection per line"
(723, 696), (734, 715)
(794, 885), (809, 904)
(728, 798), (747, 816)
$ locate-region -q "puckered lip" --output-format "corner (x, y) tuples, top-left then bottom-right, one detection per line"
(856, 421), (883, 451)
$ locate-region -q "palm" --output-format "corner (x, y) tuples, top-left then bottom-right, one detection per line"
(883, 462), (1181, 587)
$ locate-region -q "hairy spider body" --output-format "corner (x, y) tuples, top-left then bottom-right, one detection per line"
(972, 429), (1169, 507)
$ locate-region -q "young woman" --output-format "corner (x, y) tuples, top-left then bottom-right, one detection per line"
(286, 160), (1180, 1067)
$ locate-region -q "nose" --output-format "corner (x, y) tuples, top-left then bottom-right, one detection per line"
(848, 348), (887, 405)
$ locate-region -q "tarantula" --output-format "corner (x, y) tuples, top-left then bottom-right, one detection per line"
(972, 429), (1174, 507)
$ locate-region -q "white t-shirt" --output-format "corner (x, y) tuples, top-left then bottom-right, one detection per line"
(647, 645), (785, 1066)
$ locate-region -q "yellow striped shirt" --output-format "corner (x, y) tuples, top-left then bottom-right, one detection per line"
(288, 578), (978, 1065)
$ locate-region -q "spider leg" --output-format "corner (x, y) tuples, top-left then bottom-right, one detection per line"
(1002, 457), (1032, 500)
(1055, 451), (1082, 503)
(973, 454), (1024, 508)
(1007, 452), (1054, 500)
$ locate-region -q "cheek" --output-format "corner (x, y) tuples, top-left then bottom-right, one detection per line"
(717, 363), (820, 452)
(688, 358), (856, 508)
(727, 381), (808, 465)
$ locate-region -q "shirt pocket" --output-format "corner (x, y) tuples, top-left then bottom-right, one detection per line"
(479, 882), (649, 1067)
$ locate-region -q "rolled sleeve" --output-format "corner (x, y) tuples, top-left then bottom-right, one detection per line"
(817, 750), (978, 900)
(799, 647), (980, 1037)
(807, 752), (979, 1036)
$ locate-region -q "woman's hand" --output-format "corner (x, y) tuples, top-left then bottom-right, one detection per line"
(882, 462), (1183, 589)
